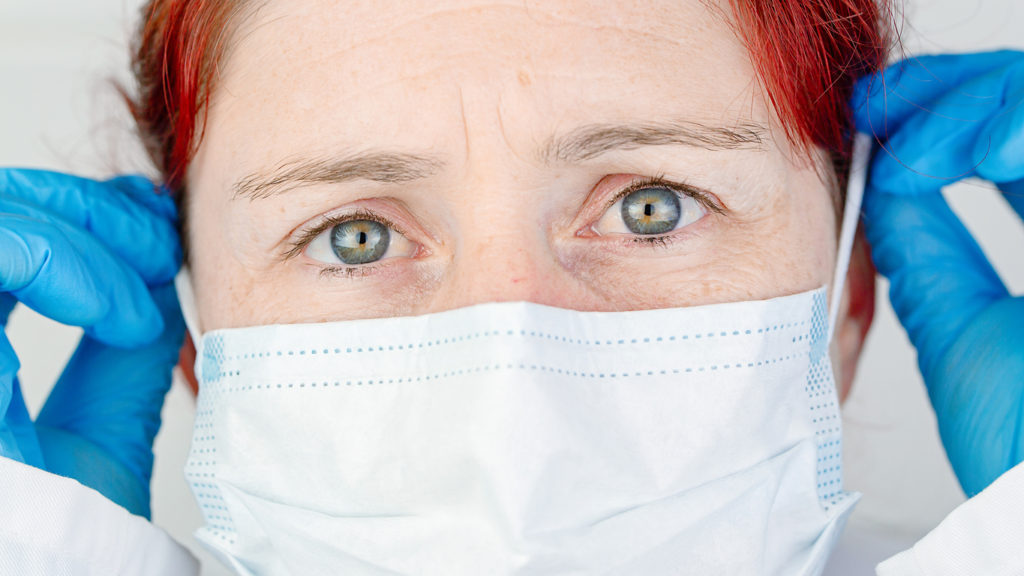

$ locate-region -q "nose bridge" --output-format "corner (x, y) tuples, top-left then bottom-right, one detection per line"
(435, 84), (584, 311)
(448, 223), (558, 307)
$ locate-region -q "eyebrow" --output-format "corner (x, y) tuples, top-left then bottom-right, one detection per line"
(232, 120), (768, 200)
(233, 152), (445, 200)
(536, 119), (768, 164)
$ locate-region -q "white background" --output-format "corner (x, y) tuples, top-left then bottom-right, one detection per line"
(2, 1), (1022, 574)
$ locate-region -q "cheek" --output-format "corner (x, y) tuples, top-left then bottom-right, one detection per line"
(601, 177), (834, 310)
(681, 182), (835, 306)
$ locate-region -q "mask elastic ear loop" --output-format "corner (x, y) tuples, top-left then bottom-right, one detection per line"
(828, 132), (872, 343)
(175, 266), (203, 353)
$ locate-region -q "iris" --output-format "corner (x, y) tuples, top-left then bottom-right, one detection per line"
(620, 187), (681, 235)
(331, 220), (390, 264)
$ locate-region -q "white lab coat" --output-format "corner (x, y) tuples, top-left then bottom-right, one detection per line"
(0, 457), (197, 575)
(1, 455), (1022, 575)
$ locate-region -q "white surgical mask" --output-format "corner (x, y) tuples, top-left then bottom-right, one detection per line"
(179, 134), (872, 576)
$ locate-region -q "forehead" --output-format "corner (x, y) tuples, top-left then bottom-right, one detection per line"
(207, 0), (771, 167)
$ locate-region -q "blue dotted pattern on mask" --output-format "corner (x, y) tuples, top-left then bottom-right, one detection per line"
(196, 354), (804, 394)
(187, 333), (237, 545)
(809, 292), (829, 365)
(205, 322), (810, 363)
(805, 290), (845, 510)
(202, 334), (224, 383)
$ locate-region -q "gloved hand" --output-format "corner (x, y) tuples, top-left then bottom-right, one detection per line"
(851, 50), (1024, 497)
(0, 169), (183, 518)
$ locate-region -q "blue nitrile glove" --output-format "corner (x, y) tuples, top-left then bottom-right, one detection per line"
(0, 168), (184, 518)
(851, 50), (1024, 497)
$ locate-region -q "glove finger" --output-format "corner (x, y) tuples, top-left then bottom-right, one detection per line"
(0, 192), (180, 287)
(0, 330), (36, 465)
(0, 169), (180, 284)
(1, 312), (45, 466)
(997, 178), (1024, 222)
(0, 214), (164, 348)
(0, 293), (14, 325)
(0, 347), (45, 468)
(862, 186), (1009, 382)
(868, 62), (1024, 196)
(851, 50), (1024, 137)
(36, 282), (183, 518)
(932, 296), (1024, 497)
(973, 88), (1024, 184)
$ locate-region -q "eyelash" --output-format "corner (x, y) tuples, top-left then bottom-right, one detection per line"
(603, 174), (723, 217)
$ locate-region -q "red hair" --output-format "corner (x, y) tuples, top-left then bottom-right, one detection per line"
(727, 0), (893, 190)
(128, 0), (244, 191)
(128, 0), (894, 194)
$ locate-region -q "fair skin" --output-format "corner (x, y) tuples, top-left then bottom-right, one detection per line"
(185, 0), (863, 390)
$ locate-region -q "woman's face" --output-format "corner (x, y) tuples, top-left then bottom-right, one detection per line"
(186, 0), (837, 330)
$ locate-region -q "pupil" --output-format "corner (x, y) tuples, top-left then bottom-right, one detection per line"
(358, 231), (367, 245)
(644, 204), (654, 217)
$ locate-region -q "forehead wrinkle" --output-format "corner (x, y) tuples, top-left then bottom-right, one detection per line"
(511, 0), (718, 44)
(240, 1), (709, 85)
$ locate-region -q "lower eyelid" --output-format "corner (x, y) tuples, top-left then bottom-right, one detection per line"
(629, 235), (676, 247)
(317, 264), (384, 279)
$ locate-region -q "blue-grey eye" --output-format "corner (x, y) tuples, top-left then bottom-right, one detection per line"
(620, 187), (681, 235)
(304, 215), (418, 268)
(591, 184), (707, 238)
(331, 220), (390, 265)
